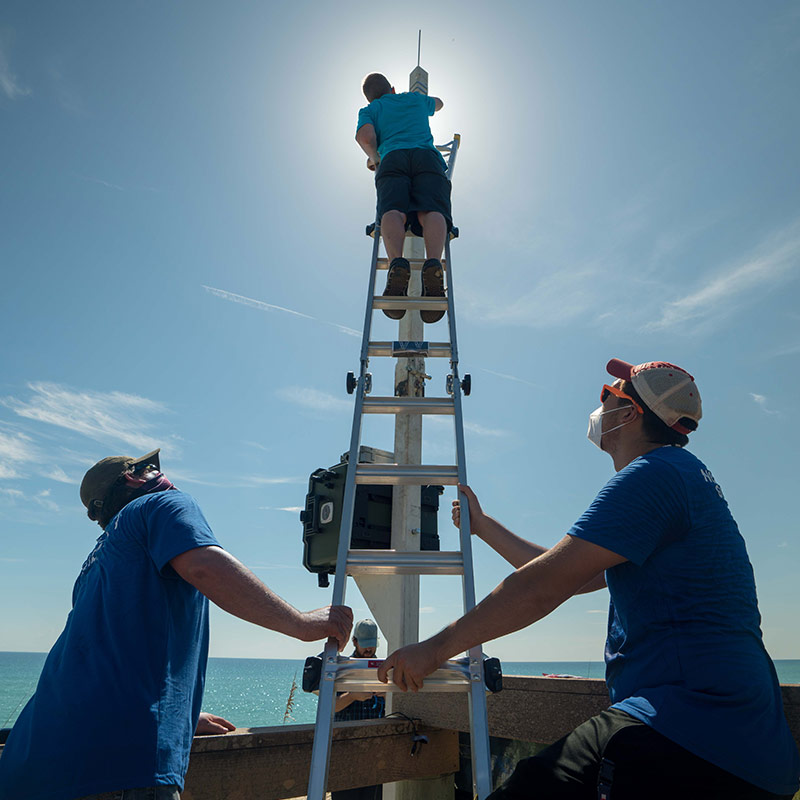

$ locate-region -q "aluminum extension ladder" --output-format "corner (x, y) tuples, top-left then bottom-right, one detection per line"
(305, 135), (499, 800)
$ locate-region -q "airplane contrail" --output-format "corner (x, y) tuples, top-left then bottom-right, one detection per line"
(202, 285), (360, 337)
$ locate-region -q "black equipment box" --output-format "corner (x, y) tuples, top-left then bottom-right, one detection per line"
(300, 457), (442, 587)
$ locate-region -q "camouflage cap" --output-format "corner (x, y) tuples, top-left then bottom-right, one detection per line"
(79, 448), (161, 509)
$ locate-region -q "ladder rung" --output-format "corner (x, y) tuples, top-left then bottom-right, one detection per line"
(330, 658), (473, 693)
(362, 397), (454, 415)
(373, 297), (449, 311)
(376, 258), (447, 271)
(355, 464), (459, 485)
(368, 341), (452, 358)
(346, 550), (464, 575)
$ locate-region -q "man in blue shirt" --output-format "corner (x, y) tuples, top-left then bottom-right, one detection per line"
(0, 449), (353, 800)
(378, 359), (800, 799)
(356, 72), (451, 324)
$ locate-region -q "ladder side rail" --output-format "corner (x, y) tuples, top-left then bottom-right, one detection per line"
(359, 221), (383, 363)
(307, 223), (383, 800)
(442, 134), (460, 180)
(444, 233), (493, 800)
(443, 237), (471, 601)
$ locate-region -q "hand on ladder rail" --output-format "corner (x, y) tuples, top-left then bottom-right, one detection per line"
(377, 639), (446, 692)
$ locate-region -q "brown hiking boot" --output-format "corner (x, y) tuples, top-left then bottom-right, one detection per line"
(382, 258), (410, 319)
(421, 258), (446, 323)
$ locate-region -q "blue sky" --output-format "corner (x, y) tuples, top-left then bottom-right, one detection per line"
(1, 1), (798, 663)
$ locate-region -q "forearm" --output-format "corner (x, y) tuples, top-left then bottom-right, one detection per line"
(430, 564), (558, 662)
(476, 517), (606, 593)
(475, 515), (547, 568)
(174, 547), (303, 637)
(355, 124), (379, 160)
(335, 693), (355, 712)
(430, 538), (606, 660)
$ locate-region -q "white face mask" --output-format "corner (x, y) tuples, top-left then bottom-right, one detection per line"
(586, 406), (635, 449)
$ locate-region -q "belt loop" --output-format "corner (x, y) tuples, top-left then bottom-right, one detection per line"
(597, 756), (615, 800)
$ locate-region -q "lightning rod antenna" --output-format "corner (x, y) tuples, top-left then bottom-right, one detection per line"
(417, 30), (421, 67)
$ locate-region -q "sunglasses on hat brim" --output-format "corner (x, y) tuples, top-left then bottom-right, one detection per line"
(601, 384), (643, 415)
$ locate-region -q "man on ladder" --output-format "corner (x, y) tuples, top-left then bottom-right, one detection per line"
(303, 62), (495, 800)
(355, 72), (450, 323)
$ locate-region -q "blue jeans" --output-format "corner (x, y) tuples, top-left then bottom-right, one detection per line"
(75, 787), (181, 800)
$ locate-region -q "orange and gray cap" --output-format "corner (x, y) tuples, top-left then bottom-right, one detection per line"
(79, 448), (161, 510)
(606, 359), (702, 435)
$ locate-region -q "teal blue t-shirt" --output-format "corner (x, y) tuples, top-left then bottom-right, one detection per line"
(356, 91), (445, 167)
(569, 446), (800, 795)
(0, 490), (220, 800)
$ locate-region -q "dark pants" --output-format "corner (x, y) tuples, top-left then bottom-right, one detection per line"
(488, 709), (794, 800)
(375, 148), (452, 236)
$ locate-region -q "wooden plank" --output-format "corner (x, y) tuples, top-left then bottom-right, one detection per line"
(182, 719), (459, 800)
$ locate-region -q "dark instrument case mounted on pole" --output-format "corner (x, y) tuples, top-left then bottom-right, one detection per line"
(300, 446), (442, 587)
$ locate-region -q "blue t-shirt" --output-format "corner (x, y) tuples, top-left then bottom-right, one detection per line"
(569, 446), (800, 795)
(0, 490), (220, 800)
(356, 91), (446, 167)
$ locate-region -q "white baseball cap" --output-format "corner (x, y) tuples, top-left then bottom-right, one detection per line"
(353, 619), (379, 648)
(607, 359), (702, 435)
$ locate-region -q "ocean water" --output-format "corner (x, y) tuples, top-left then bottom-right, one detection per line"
(2, 652), (799, 730)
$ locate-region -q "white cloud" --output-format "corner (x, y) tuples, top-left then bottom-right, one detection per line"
(0, 429), (39, 464)
(42, 466), (76, 484)
(74, 173), (124, 191)
(647, 222), (800, 331)
(464, 421), (509, 438)
(0, 487), (58, 512)
(276, 386), (352, 414)
(166, 469), (232, 488)
(472, 266), (601, 328)
(0, 35), (31, 100)
(768, 341), (800, 358)
(586, 609), (606, 614)
(428, 415), (508, 438)
(750, 393), (779, 416)
(243, 440), (270, 451)
(420, 606), (436, 614)
(3, 382), (170, 453)
(33, 490), (59, 512)
(203, 285), (360, 338)
(479, 368), (537, 388)
(244, 475), (305, 486)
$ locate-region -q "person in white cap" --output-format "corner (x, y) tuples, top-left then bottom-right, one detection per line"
(334, 619), (384, 717)
(332, 619), (385, 800)
(378, 359), (800, 800)
(0, 449), (353, 800)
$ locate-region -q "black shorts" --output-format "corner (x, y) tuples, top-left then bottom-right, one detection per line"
(487, 708), (793, 800)
(374, 148), (452, 236)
